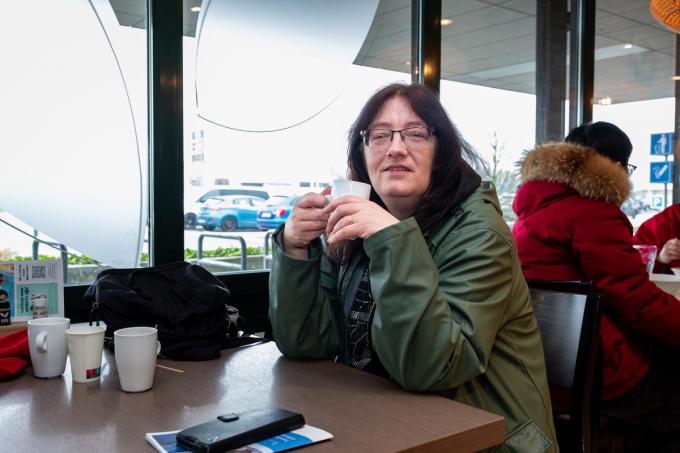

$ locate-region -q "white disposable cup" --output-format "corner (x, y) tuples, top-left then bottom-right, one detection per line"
(65, 325), (106, 383)
(27, 317), (70, 378)
(330, 179), (371, 201)
(114, 327), (161, 393)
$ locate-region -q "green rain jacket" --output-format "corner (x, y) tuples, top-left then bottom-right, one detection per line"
(269, 184), (557, 452)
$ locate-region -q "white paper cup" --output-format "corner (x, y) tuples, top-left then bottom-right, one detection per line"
(65, 325), (106, 383)
(330, 179), (371, 201)
(114, 327), (161, 393)
(27, 317), (70, 378)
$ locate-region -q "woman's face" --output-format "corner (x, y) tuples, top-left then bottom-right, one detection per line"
(363, 96), (435, 216)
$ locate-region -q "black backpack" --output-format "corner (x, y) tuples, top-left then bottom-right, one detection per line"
(84, 261), (263, 361)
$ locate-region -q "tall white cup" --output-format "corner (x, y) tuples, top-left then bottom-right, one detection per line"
(65, 325), (106, 383)
(330, 179), (371, 201)
(633, 244), (657, 274)
(114, 327), (161, 392)
(27, 317), (70, 378)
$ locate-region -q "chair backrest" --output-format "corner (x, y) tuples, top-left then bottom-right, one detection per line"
(527, 280), (601, 453)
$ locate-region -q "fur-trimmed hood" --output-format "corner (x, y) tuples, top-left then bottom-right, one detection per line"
(518, 142), (631, 206)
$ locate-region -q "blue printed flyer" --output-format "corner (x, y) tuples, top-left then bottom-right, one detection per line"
(145, 425), (332, 453)
(0, 260), (64, 321)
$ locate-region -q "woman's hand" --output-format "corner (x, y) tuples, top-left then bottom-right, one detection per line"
(323, 196), (399, 244)
(282, 187), (331, 259)
(657, 237), (680, 264)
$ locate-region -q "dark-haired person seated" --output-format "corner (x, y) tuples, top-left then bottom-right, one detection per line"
(269, 83), (557, 452)
(634, 203), (680, 273)
(512, 121), (680, 452)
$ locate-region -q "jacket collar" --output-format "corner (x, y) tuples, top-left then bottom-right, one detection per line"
(518, 142), (631, 206)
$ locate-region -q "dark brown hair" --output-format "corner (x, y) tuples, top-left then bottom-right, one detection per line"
(329, 83), (482, 263)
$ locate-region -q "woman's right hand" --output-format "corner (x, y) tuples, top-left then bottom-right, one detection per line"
(282, 187), (331, 259)
(658, 237), (680, 264)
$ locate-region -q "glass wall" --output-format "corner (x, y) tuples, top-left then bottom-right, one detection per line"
(439, 0), (537, 225)
(182, 0), (411, 272)
(0, 0), (148, 285)
(592, 0), (676, 228)
(5, 0), (665, 288)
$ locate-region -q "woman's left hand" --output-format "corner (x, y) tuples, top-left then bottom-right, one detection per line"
(323, 196), (399, 244)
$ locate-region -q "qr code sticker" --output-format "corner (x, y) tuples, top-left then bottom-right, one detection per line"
(32, 266), (47, 279)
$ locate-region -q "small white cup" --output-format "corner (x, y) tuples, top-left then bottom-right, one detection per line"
(65, 325), (106, 383)
(27, 317), (70, 378)
(114, 327), (161, 393)
(330, 179), (371, 201)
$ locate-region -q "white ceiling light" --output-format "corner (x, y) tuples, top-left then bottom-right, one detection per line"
(441, 18), (453, 26)
(190, 6), (200, 12)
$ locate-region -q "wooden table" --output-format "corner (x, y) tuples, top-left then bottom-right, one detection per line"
(2, 342), (505, 452)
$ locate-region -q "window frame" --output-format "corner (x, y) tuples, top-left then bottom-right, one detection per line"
(65, 0), (599, 331)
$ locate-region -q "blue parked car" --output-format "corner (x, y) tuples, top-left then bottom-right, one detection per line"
(256, 196), (300, 230)
(197, 195), (267, 231)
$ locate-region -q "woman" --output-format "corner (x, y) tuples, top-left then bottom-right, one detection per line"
(512, 121), (680, 451)
(269, 83), (556, 452)
(633, 203), (680, 273)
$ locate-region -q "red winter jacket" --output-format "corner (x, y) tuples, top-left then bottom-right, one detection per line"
(633, 204), (680, 273)
(512, 143), (680, 400)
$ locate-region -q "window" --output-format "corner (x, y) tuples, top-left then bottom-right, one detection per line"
(439, 0), (537, 225)
(0, 0), (148, 285)
(592, 2), (676, 227)
(183, 0), (411, 273)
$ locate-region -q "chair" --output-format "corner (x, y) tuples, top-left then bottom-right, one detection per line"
(527, 280), (601, 453)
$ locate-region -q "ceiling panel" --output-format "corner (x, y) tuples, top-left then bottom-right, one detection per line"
(597, 13), (646, 34)
(375, 0), (410, 14)
(442, 0), (489, 18)
(494, 71), (535, 87)
(367, 4), (410, 37)
(602, 29), (673, 53)
(442, 16), (535, 51)
(114, 11), (145, 28)
(496, 0), (536, 15)
(445, 41), (534, 73)
(442, 6), (528, 37)
(457, 0), (673, 103)
(105, 0), (676, 105)
(357, 29), (411, 62)
(108, 0), (202, 36)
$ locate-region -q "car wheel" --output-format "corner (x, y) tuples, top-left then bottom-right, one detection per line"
(221, 217), (237, 231)
(184, 213), (196, 229)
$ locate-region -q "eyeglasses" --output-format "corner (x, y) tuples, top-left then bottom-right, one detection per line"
(625, 163), (637, 175)
(360, 126), (435, 151)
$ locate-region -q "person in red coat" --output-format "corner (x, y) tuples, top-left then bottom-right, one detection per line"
(633, 204), (680, 273)
(512, 122), (680, 451)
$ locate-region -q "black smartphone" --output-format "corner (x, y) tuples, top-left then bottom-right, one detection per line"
(176, 407), (305, 453)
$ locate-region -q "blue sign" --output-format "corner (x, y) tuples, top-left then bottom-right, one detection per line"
(650, 161), (673, 183)
(650, 132), (674, 155)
